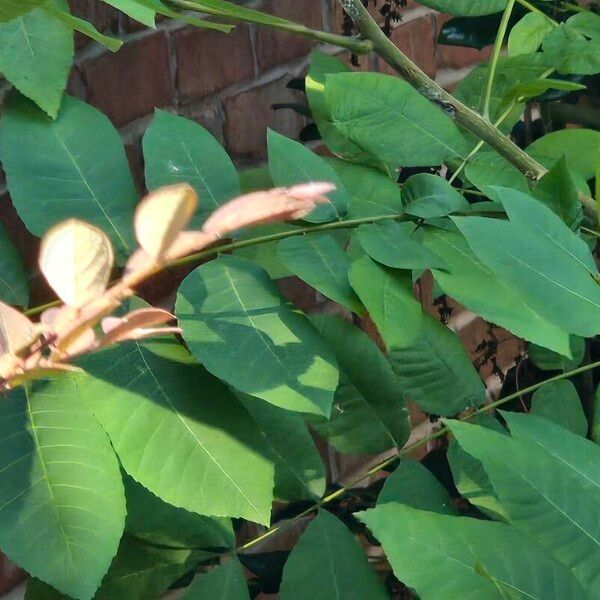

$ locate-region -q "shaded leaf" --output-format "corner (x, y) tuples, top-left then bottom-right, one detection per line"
(0, 385), (125, 599)
(508, 12), (554, 56)
(465, 151), (529, 193)
(531, 380), (587, 437)
(143, 110), (240, 229)
(176, 256), (339, 417)
(182, 557), (250, 600)
(417, 0), (506, 16)
(279, 510), (388, 600)
(529, 335), (585, 372)
(0, 223), (28, 305)
(402, 173), (469, 218)
(0, 94), (137, 261)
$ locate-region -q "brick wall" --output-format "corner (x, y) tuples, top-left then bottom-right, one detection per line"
(0, 2), (507, 595)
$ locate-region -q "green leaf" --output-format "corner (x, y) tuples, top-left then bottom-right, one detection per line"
(0, 385), (125, 599)
(309, 314), (410, 454)
(238, 393), (325, 501)
(143, 110), (240, 228)
(542, 22), (600, 75)
(276, 233), (363, 313)
(532, 157), (582, 230)
(73, 337), (275, 525)
(420, 226), (571, 355)
(176, 256), (339, 417)
(402, 173), (469, 219)
(267, 129), (349, 223)
(417, 0), (507, 16)
(0, 222), (28, 306)
(349, 255), (422, 349)
(453, 189), (600, 338)
(0, 0), (73, 118)
(324, 157), (404, 218)
(134, 0), (232, 31)
(358, 503), (587, 599)
(378, 459), (457, 514)
(95, 536), (198, 600)
(102, 0), (155, 27)
(0, 94), (137, 261)
(527, 129), (600, 180)
(323, 72), (470, 168)
(182, 557), (250, 600)
(566, 10), (600, 39)
(356, 220), (448, 271)
(25, 579), (70, 600)
(531, 380), (587, 437)
(389, 312), (486, 415)
(447, 414), (508, 521)
(465, 151), (529, 193)
(448, 413), (600, 590)
(508, 13), (554, 56)
(279, 510), (388, 600)
(0, 0), (45, 21)
(529, 335), (585, 371)
(503, 78), (586, 104)
(124, 475), (235, 550)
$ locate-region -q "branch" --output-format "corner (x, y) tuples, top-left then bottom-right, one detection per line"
(167, 0), (373, 54)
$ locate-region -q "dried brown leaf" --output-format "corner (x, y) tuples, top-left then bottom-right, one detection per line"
(134, 184), (197, 260)
(39, 219), (114, 307)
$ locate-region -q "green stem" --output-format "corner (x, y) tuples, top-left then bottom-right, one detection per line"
(339, 0), (597, 219)
(237, 358), (600, 554)
(482, 0), (516, 119)
(515, 0), (559, 25)
(167, 0), (373, 54)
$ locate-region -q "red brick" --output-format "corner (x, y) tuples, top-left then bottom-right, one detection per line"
(255, 0), (323, 71)
(435, 13), (492, 70)
(174, 24), (254, 102)
(79, 32), (174, 127)
(67, 0), (120, 50)
(224, 77), (306, 161)
(379, 16), (437, 79)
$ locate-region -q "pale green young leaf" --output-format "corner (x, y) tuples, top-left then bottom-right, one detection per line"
(402, 173), (469, 219)
(0, 386), (125, 599)
(378, 459), (457, 514)
(134, 0), (232, 31)
(531, 380), (587, 437)
(309, 314), (410, 454)
(182, 557), (250, 600)
(176, 256), (339, 417)
(358, 503), (587, 599)
(0, 222), (28, 306)
(448, 414), (600, 590)
(238, 393), (326, 501)
(542, 23), (600, 75)
(508, 13), (554, 56)
(0, 0), (73, 118)
(0, 94), (137, 261)
(143, 110), (240, 228)
(279, 510), (388, 600)
(267, 129), (349, 223)
(503, 78), (586, 104)
(74, 337), (275, 525)
(420, 227), (571, 355)
(102, 0), (155, 26)
(323, 73), (471, 167)
(356, 220), (448, 271)
(277, 233), (363, 314)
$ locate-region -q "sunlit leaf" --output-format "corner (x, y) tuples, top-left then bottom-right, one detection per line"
(39, 219), (114, 307)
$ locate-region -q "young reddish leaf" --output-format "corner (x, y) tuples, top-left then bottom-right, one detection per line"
(39, 219), (114, 307)
(202, 182), (334, 237)
(0, 302), (37, 355)
(134, 184), (197, 260)
(99, 308), (178, 347)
